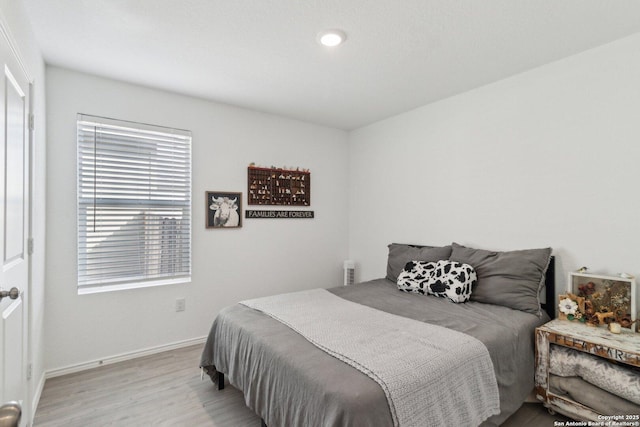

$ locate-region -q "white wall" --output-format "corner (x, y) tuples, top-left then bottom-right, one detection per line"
(348, 32), (640, 314)
(41, 21), (640, 377)
(45, 66), (348, 371)
(0, 1), (46, 420)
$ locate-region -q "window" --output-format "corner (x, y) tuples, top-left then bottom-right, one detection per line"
(77, 114), (191, 293)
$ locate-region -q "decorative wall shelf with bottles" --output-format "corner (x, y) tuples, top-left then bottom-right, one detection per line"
(247, 166), (310, 206)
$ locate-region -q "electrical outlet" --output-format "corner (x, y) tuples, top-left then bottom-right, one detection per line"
(175, 298), (186, 312)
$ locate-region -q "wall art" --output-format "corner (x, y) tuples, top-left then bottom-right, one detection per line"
(246, 210), (314, 219)
(206, 191), (242, 228)
(248, 165), (310, 206)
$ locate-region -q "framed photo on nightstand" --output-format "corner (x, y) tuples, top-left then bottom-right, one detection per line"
(566, 272), (636, 332)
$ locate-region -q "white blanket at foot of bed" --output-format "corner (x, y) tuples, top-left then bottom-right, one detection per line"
(240, 288), (499, 427)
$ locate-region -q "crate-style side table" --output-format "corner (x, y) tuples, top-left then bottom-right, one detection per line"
(535, 319), (640, 421)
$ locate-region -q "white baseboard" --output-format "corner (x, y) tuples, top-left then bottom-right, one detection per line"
(46, 336), (206, 379)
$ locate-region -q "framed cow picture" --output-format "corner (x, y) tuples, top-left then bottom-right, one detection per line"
(206, 191), (242, 228)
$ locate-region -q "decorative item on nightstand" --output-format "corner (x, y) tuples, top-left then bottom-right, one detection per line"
(560, 271), (637, 332)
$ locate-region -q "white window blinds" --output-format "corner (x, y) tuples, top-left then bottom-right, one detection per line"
(77, 114), (192, 291)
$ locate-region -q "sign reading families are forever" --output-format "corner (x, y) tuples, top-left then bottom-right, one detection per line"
(246, 210), (314, 219)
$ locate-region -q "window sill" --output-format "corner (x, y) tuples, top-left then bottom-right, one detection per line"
(78, 277), (191, 295)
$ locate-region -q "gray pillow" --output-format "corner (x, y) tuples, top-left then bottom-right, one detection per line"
(386, 243), (452, 282)
(449, 242), (552, 316)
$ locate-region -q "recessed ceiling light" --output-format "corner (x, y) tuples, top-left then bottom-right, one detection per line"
(317, 29), (346, 47)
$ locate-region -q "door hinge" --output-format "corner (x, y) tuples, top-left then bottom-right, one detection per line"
(28, 237), (34, 255)
(29, 113), (35, 131)
(27, 363), (32, 380)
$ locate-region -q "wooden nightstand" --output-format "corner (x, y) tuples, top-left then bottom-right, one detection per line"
(535, 319), (640, 421)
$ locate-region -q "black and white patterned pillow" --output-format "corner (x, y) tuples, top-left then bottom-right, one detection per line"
(396, 261), (437, 294)
(426, 260), (477, 303)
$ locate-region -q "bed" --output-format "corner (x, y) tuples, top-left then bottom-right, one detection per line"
(200, 243), (555, 427)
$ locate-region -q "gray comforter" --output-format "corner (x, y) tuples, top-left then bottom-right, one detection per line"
(200, 279), (550, 426)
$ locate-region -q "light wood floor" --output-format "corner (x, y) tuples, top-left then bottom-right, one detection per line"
(34, 344), (569, 426)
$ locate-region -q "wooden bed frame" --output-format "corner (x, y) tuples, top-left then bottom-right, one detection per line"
(216, 255), (556, 427)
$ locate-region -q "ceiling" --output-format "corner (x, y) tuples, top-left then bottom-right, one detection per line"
(22, 0), (640, 130)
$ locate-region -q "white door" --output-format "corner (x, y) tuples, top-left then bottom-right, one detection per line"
(0, 30), (31, 427)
